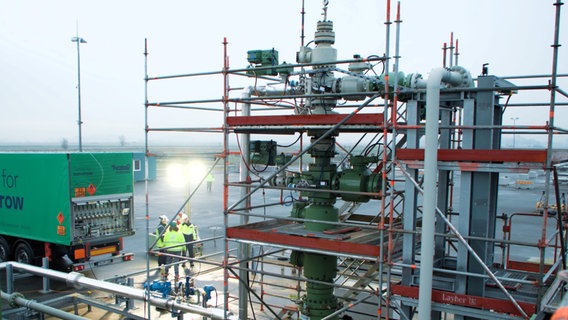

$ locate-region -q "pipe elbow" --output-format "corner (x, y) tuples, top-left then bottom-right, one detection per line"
(426, 66), (473, 89)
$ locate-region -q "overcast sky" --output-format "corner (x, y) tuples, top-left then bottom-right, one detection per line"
(0, 1), (566, 147)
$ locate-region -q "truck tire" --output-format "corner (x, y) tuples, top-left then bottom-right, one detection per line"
(0, 237), (10, 262)
(14, 241), (34, 265)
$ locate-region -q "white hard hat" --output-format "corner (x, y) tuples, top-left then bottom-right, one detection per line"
(180, 214), (188, 222)
(159, 215), (168, 222)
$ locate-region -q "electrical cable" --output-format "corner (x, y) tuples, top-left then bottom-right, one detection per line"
(234, 130), (263, 178)
(337, 133), (368, 169)
(247, 260), (258, 320)
(277, 133), (302, 148)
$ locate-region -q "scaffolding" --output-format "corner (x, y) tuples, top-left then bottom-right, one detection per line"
(143, 1), (568, 319)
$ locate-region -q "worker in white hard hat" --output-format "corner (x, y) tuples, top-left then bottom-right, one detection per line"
(154, 215), (169, 277)
(178, 213), (197, 268)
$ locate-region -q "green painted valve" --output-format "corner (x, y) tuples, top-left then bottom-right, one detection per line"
(335, 155), (381, 202)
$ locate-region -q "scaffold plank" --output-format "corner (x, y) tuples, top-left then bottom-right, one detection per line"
(226, 220), (383, 259)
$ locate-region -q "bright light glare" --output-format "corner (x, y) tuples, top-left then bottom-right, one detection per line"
(188, 160), (207, 185)
(166, 163), (188, 188)
(166, 160), (208, 189)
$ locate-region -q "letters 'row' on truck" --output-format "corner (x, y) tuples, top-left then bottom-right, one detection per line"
(0, 152), (136, 271)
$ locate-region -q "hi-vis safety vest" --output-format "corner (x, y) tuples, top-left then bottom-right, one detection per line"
(180, 223), (197, 239)
(163, 229), (185, 252)
(155, 224), (166, 248)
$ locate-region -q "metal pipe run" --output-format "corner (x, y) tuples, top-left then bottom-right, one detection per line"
(396, 161), (529, 319)
(418, 68), (459, 319)
(0, 262), (232, 320)
(1, 291), (88, 320)
(146, 56), (386, 82)
(143, 38), (152, 320)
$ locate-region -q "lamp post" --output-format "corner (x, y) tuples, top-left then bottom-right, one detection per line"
(510, 116), (519, 148)
(71, 36), (87, 152)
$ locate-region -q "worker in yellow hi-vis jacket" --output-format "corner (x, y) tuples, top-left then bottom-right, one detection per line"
(163, 222), (185, 281)
(178, 213), (198, 268)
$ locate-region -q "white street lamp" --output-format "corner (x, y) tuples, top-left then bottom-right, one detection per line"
(510, 116), (519, 148)
(71, 36), (87, 152)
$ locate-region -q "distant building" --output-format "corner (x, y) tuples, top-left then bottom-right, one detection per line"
(133, 152), (156, 182)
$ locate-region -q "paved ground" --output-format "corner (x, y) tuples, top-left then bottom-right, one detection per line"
(1, 160), (566, 319)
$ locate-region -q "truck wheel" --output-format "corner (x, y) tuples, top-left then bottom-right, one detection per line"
(14, 242), (34, 265)
(0, 237), (10, 262)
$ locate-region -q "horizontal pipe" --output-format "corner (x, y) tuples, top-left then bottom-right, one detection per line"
(0, 262), (230, 319)
(507, 102), (568, 107)
(397, 124), (549, 130)
(146, 69), (223, 80)
(226, 181), (383, 198)
(148, 84), (554, 108)
(147, 98), (224, 106)
(498, 73), (568, 80)
(150, 104), (225, 112)
(391, 263), (537, 286)
(147, 56), (387, 81)
(147, 127), (223, 133)
(1, 291), (88, 320)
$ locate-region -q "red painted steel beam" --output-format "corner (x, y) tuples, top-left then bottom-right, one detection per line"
(397, 149), (547, 163)
(226, 113), (384, 126)
(226, 226), (380, 257)
(391, 284), (536, 317)
(507, 260), (552, 274)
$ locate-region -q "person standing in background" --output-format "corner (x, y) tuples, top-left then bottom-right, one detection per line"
(206, 173), (214, 192)
(154, 215), (169, 277)
(178, 213), (197, 268)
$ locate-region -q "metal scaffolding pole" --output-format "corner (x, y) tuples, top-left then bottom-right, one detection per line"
(143, 38), (152, 320)
(378, 0), (392, 317)
(539, 0), (564, 308)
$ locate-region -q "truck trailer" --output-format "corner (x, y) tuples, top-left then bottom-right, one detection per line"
(0, 152), (135, 271)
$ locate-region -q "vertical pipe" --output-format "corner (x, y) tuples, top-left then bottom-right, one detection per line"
(126, 278), (135, 310)
(143, 38), (152, 320)
(238, 88), (252, 320)
(449, 32), (454, 67)
(301, 0), (306, 47)
(222, 37), (230, 320)
(6, 263), (13, 294)
(455, 39), (459, 66)
(385, 2), (402, 318)
(418, 68), (445, 320)
(41, 257), (51, 293)
(300, 134), (304, 174)
(540, 0), (564, 304)
(553, 167), (566, 269)
(442, 42), (447, 68)
(75, 39), (83, 152)
(378, 0), (392, 317)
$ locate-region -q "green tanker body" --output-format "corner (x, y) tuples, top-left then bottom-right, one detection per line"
(0, 152), (135, 271)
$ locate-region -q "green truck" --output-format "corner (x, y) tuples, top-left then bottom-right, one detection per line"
(0, 152), (135, 271)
